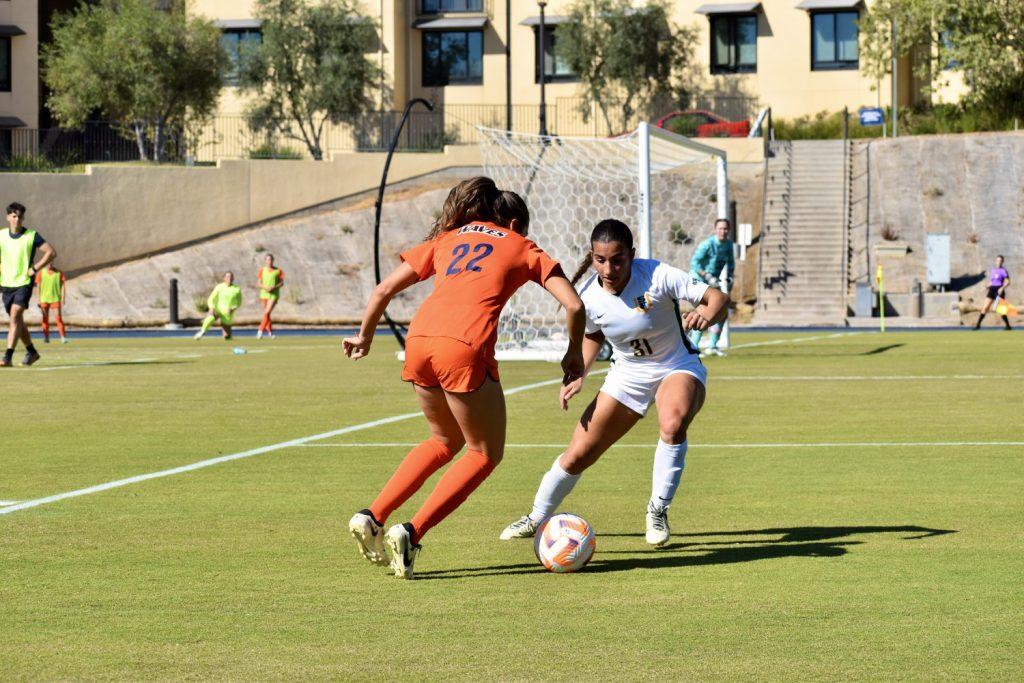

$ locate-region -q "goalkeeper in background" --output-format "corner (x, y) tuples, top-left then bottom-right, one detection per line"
(689, 218), (734, 356)
(194, 272), (242, 340)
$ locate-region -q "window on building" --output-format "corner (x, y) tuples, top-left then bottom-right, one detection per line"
(421, 0), (483, 13)
(811, 11), (858, 70)
(710, 14), (757, 74)
(534, 27), (575, 82)
(423, 31), (483, 86)
(221, 29), (262, 85)
(0, 37), (10, 92)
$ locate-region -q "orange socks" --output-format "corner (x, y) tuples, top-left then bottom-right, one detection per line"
(410, 450), (497, 544)
(369, 438), (456, 524)
(54, 313), (66, 338)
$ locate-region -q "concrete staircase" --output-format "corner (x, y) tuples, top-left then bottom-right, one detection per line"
(755, 140), (849, 325)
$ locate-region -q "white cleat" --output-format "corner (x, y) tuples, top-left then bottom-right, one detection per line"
(60, 338), (68, 344)
(645, 502), (671, 546)
(348, 511), (388, 565)
(257, 330), (263, 339)
(193, 330), (204, 340)
(385, 523), (421, 580)
(500, 514), (540, 540)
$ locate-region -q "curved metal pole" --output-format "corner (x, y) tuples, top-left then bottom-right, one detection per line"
(373, 97), (434, 349)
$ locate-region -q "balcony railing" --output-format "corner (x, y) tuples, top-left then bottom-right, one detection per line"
(418, 0), (488, 15)
(0, 97), (760, 169)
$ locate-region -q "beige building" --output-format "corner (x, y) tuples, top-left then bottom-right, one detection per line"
(2, 0), (967, 155)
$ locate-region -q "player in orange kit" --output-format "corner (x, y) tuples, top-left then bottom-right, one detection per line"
(344, 179), (586, 579)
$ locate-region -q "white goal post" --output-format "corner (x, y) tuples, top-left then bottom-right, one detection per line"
(478, 123), (729, 361)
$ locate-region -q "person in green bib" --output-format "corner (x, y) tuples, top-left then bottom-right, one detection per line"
(256, 253), (284, 339)
(194, 271), (242, 340)
(2, 202), (56, 366)
(36, 263), (68, 343)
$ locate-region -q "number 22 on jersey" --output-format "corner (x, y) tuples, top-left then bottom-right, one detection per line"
(446, 243), (494, 276)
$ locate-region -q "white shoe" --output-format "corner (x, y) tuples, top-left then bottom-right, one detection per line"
(645, 502), (671, 546)
(60, 338), (68, 344)
(267, 332), (274, 339)
(348, 511), (388, 565)
(257, 330), (263, 339)
(698, 350), (710, 359)
(500, 514), (540, 540)
(385, 523), (421, 580)
(711, 348), (726, 357)
(193, 330), (204, 340)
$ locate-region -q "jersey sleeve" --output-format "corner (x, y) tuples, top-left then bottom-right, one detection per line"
(524, 240), (562, 285)
(400, 240), (437, 281)
(584, 309), (601, 335)
(655, 262), (708, 306)
(34, 233), (46, 249)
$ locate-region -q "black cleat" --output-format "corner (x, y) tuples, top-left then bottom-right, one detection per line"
(20, 350), (40, 366)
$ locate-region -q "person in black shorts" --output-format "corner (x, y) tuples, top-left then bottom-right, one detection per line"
(1, 203), (56, 366)
(974, 255), (1011, 330)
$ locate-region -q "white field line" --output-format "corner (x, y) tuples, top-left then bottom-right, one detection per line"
(296, 441), (1024, 449)
(715, 375), (1024, 381)
(0, 500), (20, 506)
(0, 375), (592, 517)
(729, 331), (866, 350)
(0, 331), (853, 516)
(32, 358), (159, 372)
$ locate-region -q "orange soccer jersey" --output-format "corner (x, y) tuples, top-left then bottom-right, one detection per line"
(399, 221), (561, 390)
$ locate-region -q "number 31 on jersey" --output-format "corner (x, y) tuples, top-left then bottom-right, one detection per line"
(630, 338), (653, 357)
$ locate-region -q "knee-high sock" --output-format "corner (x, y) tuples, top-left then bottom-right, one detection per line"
(54, 311), (66, 338)
(258, 313), (267, 333)
(708, 323), (722, 349)
(200, 315), (216, 333)
(650, 439), (687, 508)
(1002, 315), (1012, 329)
(689, 329), (703, 349)
(410, 450), (496, 543)
(267, 315), (274, 333)
(368, 438), (455, 524)
(40, 308), (50, 340)
(975, 312), (987, 328)
(528, 456), (581, 522)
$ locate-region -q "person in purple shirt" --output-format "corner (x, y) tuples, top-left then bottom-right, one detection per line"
(974, 255), (1011, 330)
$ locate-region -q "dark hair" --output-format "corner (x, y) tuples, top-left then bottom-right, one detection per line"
(6, 202), (26, 217)
(996, 254), (1004, 260)
(425, 176), (500, 241)
(714, 217), (731, 229)
(570, 219), (635, 285)
(493, 190), (530, 236)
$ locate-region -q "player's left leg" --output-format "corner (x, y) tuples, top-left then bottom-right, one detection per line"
(39, 303), (51, 343)
(707, 323), (724, 356)
(646, 372), (706, 546)
(53, 305), (67, 342)
(265, 297), (277, 336)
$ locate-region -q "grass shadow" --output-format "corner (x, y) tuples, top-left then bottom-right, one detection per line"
(414, 525), (956, 580)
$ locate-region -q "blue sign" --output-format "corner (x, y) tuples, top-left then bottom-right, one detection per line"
(859, 107), (885, 126)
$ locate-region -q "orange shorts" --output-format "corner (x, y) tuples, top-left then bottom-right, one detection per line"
(402, 336), (499, 393)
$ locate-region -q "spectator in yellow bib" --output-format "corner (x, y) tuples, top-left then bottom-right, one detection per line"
(36, 262), (68, 344)
(2, 203), (56, 366)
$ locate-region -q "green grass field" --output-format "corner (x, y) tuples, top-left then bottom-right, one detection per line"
(2, 331), (1021, 679)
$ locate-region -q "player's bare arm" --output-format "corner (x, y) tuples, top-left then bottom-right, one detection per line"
(343, 261), (419, 360)
(560, 330), (605, 410)
(684, 287), (729, 331)
(543, 273), (586, 382)
(31, 243), (56, 276)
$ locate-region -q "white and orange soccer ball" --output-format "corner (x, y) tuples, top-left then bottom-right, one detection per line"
(534, 513), (596, 573)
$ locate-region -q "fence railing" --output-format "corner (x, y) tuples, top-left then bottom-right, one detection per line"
(1, 96), (760, 168)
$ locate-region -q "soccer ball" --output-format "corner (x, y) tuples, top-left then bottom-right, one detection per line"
(534, 513), (596, 573)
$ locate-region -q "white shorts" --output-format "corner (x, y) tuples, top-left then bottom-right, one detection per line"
(598, 355), (707, 417)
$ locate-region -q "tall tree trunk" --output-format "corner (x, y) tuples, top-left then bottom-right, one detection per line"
(154, 119), (165, 163)
(133, 122), (148, 161)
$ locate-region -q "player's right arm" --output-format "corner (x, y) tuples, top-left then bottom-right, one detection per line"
(543, 274), (586, 382)
(559, 330), (605, 410)
(690, 239), (708, 280)
(343, 262), (419, 360)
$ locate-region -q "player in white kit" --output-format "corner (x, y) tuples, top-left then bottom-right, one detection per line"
(501, 219), (730, 545)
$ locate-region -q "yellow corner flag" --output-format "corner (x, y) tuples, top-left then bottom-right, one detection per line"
(996, 297), (1018, 317)
(876, 265), (885, 332)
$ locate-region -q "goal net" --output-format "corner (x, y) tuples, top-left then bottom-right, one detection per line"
(478, 123), (728, 360)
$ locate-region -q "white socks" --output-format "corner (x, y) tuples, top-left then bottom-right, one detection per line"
(528, 455), (580, 522)
(650, 439), (687, 508)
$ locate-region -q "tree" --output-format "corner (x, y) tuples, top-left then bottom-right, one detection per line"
(556, 0), (697, 133)
(860, 0), (1024, 118)
(42, 0), (227, 162)
(239, 0), (384, 160)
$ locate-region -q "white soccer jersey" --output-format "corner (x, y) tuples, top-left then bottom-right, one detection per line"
(579, 258), (709, 367)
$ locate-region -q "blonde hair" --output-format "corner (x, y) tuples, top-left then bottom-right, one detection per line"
(425, 176), (500, 241)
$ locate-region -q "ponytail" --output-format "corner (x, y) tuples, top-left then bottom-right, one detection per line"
(570, 253), (593, 286)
